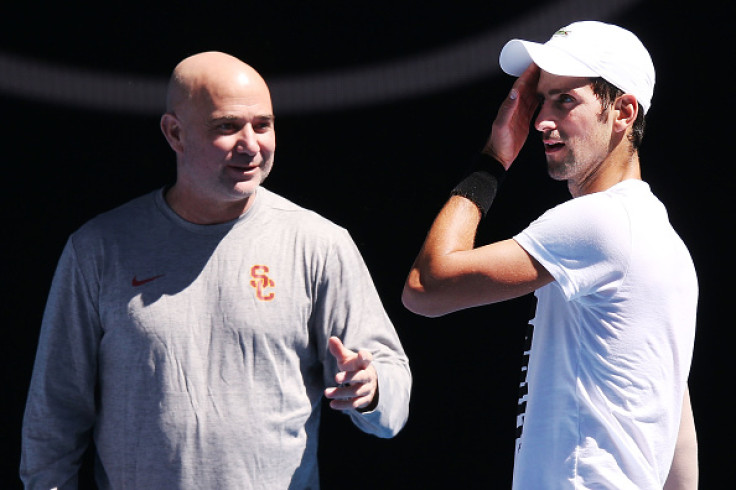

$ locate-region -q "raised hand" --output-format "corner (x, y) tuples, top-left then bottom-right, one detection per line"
(483, 63), (540, 169)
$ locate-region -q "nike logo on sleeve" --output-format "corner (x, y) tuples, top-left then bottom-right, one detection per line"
(131, 274), (165, 287)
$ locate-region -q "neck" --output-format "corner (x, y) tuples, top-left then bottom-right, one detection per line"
(165, 185), (256, 225)
(568, 147), (641, 198)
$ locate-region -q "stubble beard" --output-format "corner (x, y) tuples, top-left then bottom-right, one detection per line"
(546, 152), (579, 182)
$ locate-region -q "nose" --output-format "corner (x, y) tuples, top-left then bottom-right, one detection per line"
(534, 103), (556, 133)
(236, 125), (259, 155)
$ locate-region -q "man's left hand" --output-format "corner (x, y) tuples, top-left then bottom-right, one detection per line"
(324, 337), (378, 412)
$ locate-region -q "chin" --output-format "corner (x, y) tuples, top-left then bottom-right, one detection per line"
(233, 174), (263, 193)
(231, 186), (259, 200)
(547, 170), (569, 182)
(546, 158), (578, 182)
(546, 164), (566, 181)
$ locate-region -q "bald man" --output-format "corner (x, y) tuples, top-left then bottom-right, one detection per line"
(21, 52), (411, 489)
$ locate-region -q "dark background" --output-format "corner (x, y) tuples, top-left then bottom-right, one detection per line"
(1, 1), (731, 488)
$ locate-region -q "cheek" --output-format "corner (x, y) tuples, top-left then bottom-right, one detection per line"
(212, 136), (238, 152)
(260, 134), (276, 153)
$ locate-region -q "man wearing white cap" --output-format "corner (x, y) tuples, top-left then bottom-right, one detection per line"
(403, 21), (698, 489)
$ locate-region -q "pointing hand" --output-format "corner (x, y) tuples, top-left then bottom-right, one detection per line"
(324, 337), (378, 412)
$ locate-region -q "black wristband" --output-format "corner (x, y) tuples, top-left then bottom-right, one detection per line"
(450, 153), (506, 217)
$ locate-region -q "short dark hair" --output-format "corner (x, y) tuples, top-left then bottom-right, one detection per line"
(590, 78), (646, 151)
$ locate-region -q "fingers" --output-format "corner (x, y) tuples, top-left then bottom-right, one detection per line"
(516, 62), (541, 94)
(324, 364), (378, 411)
(485, 63), (540, 167)
(325, 337), (378, 411)
(332, 362), (373, 386)
(327, 336), (350, 364)
(327, 336), (373, 371)
(497, 63), (540, 125)
(326, 394), (375, 412)
(515, 63), (541, 115)
(324, 381), (372, 407)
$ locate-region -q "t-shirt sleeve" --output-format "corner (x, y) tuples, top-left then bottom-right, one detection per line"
(513, 194), (632, 301)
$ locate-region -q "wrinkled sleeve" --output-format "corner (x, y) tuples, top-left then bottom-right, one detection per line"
(313, 228), (411, 438)
(514, 195), (631, 301)
(21, 236), (102, 489)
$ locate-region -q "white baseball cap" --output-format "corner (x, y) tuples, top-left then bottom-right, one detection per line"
(499, 21), (655, 114)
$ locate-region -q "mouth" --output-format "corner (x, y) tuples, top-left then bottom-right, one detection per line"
(225, 164), (262, 182)
(543, 140), (565, 154)
(227, 163), (260, 173)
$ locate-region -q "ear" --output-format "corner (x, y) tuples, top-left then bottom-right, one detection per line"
(613, 94), (638, 134)
(160, 113), (184, 154)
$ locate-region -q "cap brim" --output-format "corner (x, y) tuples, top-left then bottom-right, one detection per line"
(499, 40), (535, 76)
(499, 39), (598, 78)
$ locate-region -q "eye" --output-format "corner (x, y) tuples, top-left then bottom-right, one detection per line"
(253, 119), (274, 133)
(211, 121), (241, 135)
(218, 122), (238, 132)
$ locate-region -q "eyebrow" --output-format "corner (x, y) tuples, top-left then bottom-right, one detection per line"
(537, 79), (593, 98)
(537, 87), (575, 97)
(208, 114), (275, 124)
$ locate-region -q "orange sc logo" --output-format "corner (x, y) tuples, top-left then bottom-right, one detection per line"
(250, 265), (275, 301)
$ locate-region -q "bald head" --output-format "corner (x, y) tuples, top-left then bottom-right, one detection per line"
(159, 51), (276, 223)
(165, 51), (270, 114)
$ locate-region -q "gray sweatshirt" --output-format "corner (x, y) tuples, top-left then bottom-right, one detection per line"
(21, 187), (411, 489)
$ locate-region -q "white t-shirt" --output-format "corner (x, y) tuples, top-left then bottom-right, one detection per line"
(512, 179), (697, 489)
